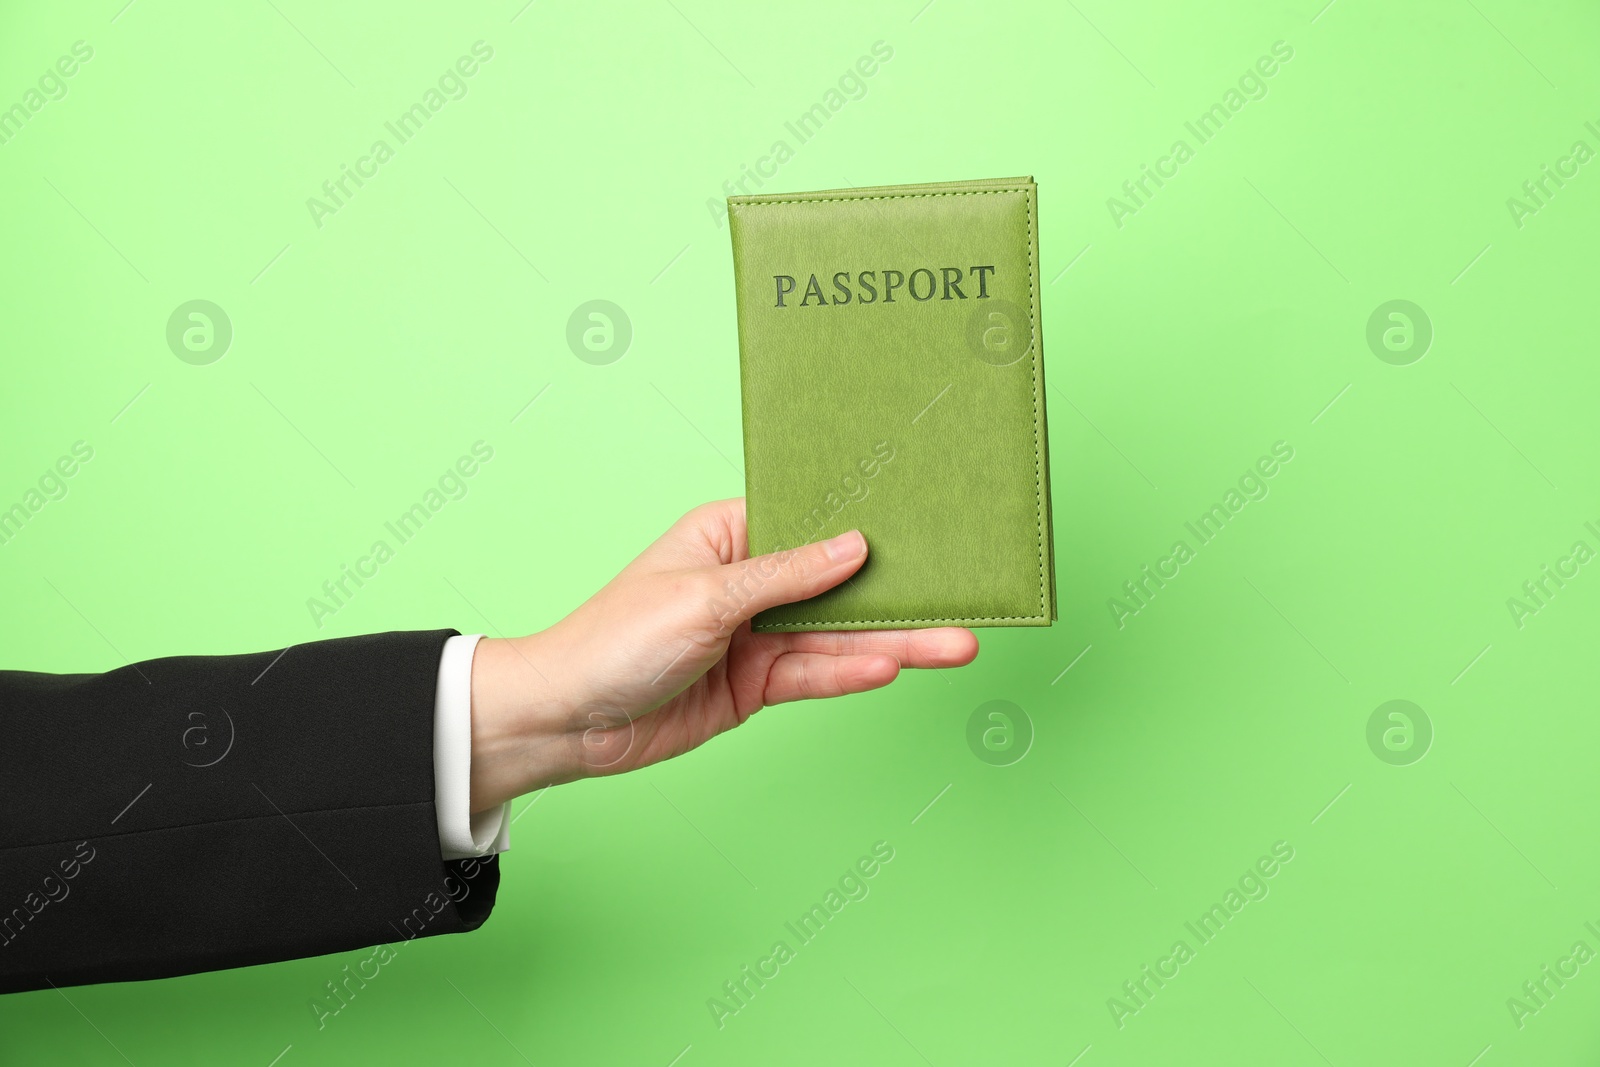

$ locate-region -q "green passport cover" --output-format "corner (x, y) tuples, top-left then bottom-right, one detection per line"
(728, 176), (1056, 632)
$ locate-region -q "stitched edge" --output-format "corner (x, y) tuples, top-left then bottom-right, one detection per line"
(733, 189), (1028, 206)
(753, 614), (1047, 630)
(740, 186), (1049, 627)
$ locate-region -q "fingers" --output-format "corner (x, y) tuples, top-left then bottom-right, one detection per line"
(764, 627), (979, 669)
(632, 498), (749, 573)
(709, 529), (868, 623)
(764, 652), (900, 706)
(676, 498), (748, 565)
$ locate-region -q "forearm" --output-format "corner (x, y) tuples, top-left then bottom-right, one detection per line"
(0, 630), (497, 995)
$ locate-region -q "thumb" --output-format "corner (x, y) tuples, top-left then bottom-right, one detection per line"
(710, 529), (867, 623)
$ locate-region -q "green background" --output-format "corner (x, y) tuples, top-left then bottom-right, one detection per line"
(1, 0), (1596, 1063)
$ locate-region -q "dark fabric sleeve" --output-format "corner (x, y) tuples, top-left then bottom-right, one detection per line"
(0, 629), (500, 995)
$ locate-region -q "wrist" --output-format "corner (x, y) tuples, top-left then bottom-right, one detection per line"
(467, 630), (586, 813)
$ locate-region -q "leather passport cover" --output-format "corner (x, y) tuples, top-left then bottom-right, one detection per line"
(728, 176), (1056, 631)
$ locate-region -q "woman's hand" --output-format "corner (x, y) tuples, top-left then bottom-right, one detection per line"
(465, 498), (979, 812)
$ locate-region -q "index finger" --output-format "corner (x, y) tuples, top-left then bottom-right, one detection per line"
(755, 626), (979, 669)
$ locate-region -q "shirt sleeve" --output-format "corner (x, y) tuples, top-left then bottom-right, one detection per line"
(433, 634), (511, 860)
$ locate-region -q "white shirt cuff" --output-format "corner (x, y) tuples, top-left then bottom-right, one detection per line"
(433, 633), (511, 860)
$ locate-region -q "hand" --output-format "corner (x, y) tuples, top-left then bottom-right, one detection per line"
(465, 498), (979, 812)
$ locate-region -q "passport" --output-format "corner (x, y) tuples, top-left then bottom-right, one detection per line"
(727, 176), (1056, 631)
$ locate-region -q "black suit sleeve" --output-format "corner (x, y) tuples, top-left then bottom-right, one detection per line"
(0, 629), (500, 995)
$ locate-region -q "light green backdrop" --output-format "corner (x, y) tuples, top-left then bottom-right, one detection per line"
(2, 0), (1598, 1063)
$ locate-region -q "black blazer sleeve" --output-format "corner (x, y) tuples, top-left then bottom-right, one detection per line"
(0, 629), (500, 995)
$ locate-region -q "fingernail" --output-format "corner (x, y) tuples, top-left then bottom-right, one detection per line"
(823, 530), (866, 563)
